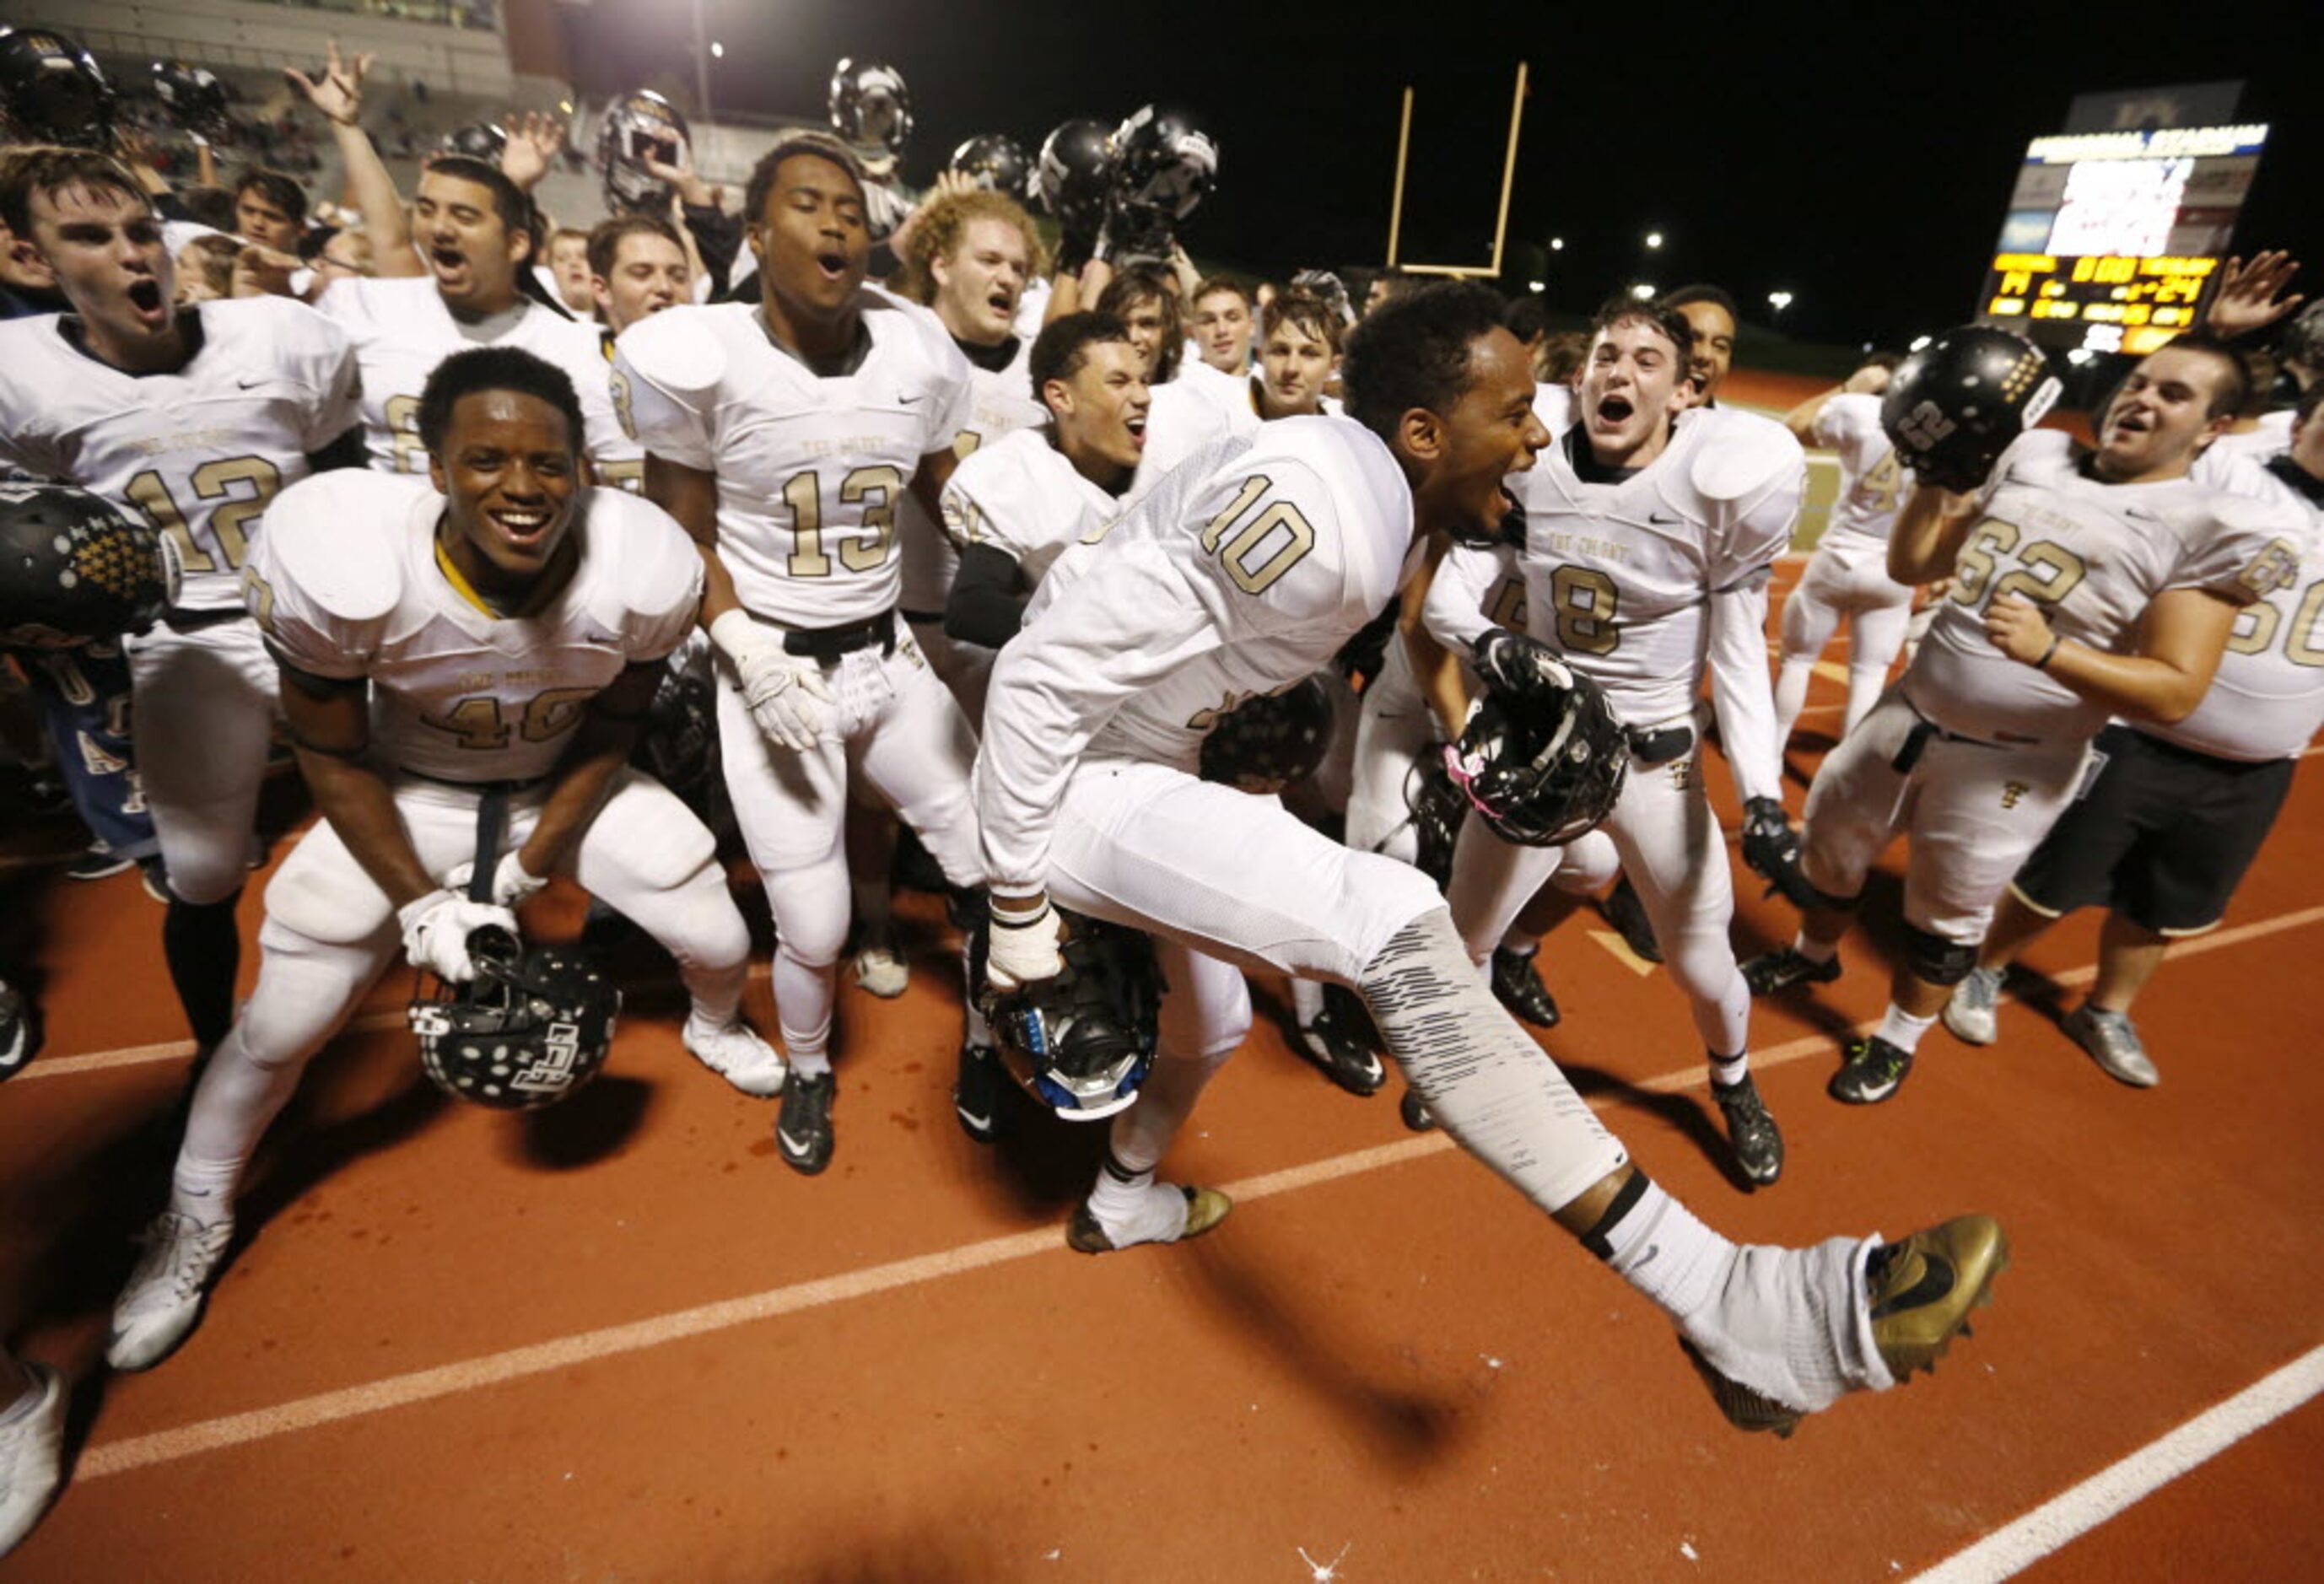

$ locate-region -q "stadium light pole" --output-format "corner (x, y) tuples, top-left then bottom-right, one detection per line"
(692, 0), (714, 121)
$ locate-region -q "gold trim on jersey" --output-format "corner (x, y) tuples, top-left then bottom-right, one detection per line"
(433, 534), (574, 621)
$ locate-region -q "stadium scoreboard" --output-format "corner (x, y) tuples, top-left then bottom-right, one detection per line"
(1980, 123), (2267, 356)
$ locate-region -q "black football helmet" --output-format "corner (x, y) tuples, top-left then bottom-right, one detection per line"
(1108, 104), (1216, 223)
(408, 929), (620, 1111)
(1401, 751), (1466, 891)
(150, 60), (229, 139)
(1199, 676), (1336, 795)
(976, 909), (1160, 1123)
(634, 663), (714, 798)
(947, 132), (1030, 199)
(1444, 648), (1627, 847)
(597, 89), (690, 216)
(0, 26), (112, 148)
(439, 121), (509, 163)
(828, 58), (910, 167)
(1882, 326), (2062, 493)
(0, 483), (176, 650)
(1035, 118), (1113, 235)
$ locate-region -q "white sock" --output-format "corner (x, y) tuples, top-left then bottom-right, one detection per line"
(1793, 931), (1837, 966)
(1874, 1003), (1938, 1054)
(1583, 1174), (1737, 1323)
(960, 948), (992, 1049)
(1707, 1050), (1750, 1089)
(1289, 975), (1325, 1028)
(1497, 929), (1539, 957)
(1086, 1151), (1192, 1245)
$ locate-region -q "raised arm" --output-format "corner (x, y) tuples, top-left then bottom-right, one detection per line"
(287, 43), (421, 279)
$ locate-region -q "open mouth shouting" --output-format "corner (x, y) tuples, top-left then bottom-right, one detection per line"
(125, 276), (169, 328)
(1593, 392), (1636, 428)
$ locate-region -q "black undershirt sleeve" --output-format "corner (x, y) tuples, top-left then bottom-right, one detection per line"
(944, 543), (1030, 649)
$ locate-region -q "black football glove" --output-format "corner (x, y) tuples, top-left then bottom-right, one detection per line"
(1740, 796), (1820, 909)
(1472, 627), (1575, 701)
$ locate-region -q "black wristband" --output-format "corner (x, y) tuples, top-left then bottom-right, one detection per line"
(2034, 634), (2062, 671)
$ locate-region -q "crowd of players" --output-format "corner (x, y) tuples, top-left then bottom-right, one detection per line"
(1, 21), (2321, 1558)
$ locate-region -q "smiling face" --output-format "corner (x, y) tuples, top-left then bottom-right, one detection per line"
(1045, 338), (1151, 479)
(1406, 327), (1549, 544)
(1114, 291), (1170, 380)
(1672, 298), (1734, 400)
(1191, 288), (1253, 374)
(24, 180), (175, 353)
(413, 169), (526, 315)
(593, 229), (689, 335)
(930, 215), (1027, 346)
(752, 151), (869, 328)
(429, 389), (580, 585)
(2093, 345), (2237, 482)
(1577, 315), (1695, 469)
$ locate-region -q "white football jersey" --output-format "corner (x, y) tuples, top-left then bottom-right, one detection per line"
(941, 426), (1129, 590)
(1422, 541), (1529, 655)
(0, 297), (361, 613)
(317, 277), (625, 476)
(1533, 383), (1574, 439)
(612, 294), (971, 628)
(1510, 407), (1803, 725)
(1906, 429), (2305, 745)
(2192, 409), (2295, 488)
(2149, 456), (2324, 761)
(1812, 392), (1908, 548)
(898, 333), (1043, 614)
(247, 471), (702, 784)
(1173, 356), (1263, 437)
(978, 417), (1413, 893)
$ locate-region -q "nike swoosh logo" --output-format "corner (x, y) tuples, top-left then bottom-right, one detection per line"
(237, 378), (262, 390)
(778, 1129), (816, 1156)
(1631, 1244), (1659, 1270)
(955, 1106), (993, 1131)
(899, 393), (925, 405)
(584, 628), (622, 646)
(1871, 1253), (1955, 1319)
(1648, 511), (1683, 525)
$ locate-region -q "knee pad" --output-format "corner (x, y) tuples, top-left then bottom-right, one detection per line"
(909, 786), (984, 890)
(656, 862), (751, 973)
(766, 861), (849, 969)
(159, 822), (256, 907)
(1901, 921), (1978, 987)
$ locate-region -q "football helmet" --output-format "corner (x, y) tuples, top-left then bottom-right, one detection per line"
(1444, 641), (1627, 847)
(1199, 676), (1336, 795)
(439, 121), (509, 163)
(0, 483), (176, 650)
(947, 132), (1030, 199)
(1402, 751), (1466, 891)
(828, 58), (910, 168)
(976, 909), (1160, 1123)
(408, 929), (621, 1111)
(0, 25), (112, 148)
(1034, 118), (1113, 237)
(1108, 104), (1216, 223)
(634, 663), (714, 798)
(1881, 326), (2061, 492)
(597, 89), (690, 216)
(150, 61), (229, 139)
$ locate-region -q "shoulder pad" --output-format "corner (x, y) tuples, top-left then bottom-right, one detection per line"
(1689, 408), (1803, 502)
(613, 307), (730, 403)
(264, 471), (415, 622)
(585, 489), (703, 621)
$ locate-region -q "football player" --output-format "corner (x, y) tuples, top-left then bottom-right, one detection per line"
(586, 213), (691, 337)
(0, 147), (364, 1054)
(105, 347), (784, 1374)
(1746, 333), (2302, 1103)
(230, 169), (306, 253)
(1189, 274), (1254, 376)
(1774, 353), (1912, 744)
(1661, 284), (1737, 404)
(613, 131), (991, 1176)
(975, 281), (2004, 1438)
(286, 47), (623, 477)
(545, 225), (596, 315)
(1427, 297), (1804, 1186)
(1943, 385), (2324, 1084)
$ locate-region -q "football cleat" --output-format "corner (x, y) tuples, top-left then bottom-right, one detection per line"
(106, 1210), (233, 1371)
(776, 1069), (836, 1176)
(1741, 946), (1841, 996)
(953, 1042), (1005, 1144)
(1713, 1075), (1785, 1186)
(1297, 988), (1385, 1096)
(1942, 967), (2003, 1046)
(2063, 1005), (2159, 1087)
(682, 1014), (786, 1098)
(0, 979), (38, 1082)
(849, 925), (909, 999)
(0, 1363), (65, 1559)
(1067, 1184), (1231, 1254)
(1399, 1086), (1436, 1132)
(1490, 946), (1561, 1028)
(1829, 1036), (1914, 1104)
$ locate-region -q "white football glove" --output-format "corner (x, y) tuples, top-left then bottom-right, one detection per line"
(985, 897), (1065, 992)
(712, 609), (831, 752)
(445, 850), (549, 908)
(396, 889), (521, 983)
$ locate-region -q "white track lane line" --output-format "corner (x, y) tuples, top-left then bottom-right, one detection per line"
(67, 899), (2324, 1480)
(1912, 1344), (2324, 1583)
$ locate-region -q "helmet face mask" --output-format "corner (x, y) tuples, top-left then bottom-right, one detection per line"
(828, 58), (911, 167)
(409, 931), (621, 1111)
(947, 133), (1031, 200)
(975, 911), (1161, 1123)
(1108, 105), (1217, 224)
(597, 91), (691, 217)
(0, 27), (113, 148)
(151, 61), (228, 139)
(1443, 672), (1629, 848)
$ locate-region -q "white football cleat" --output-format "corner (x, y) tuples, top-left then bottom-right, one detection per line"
(849, 926), (909, 999)
(682, 1015), (788, 1097)
(107, 1211), (234, 1371)
(0, 1364), (66, 1559)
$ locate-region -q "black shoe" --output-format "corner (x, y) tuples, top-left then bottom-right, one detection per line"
(953, 1043), (1005, 1143)
(1490, 946), (1561, 1028)
(67, 847), (132, 881)
(1602, 876), (1662, 964)
(1740, 946), (1841, 997)
(1399, 1086), (1435, 1132)
(0, 979), (38, 1082)
(1713, 1074), (1784, 1185)
(1297, 989), (1386, 1097)
(1829, 1037), (1913, 1105)
(775, 1070), (837, 1174)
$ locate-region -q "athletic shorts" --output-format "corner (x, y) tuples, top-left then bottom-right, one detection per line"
(2011, 724), (2296, 937)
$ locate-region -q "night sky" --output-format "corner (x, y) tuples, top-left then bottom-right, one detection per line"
(559, 0), (2320, 353)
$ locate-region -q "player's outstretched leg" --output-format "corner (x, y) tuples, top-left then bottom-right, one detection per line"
(1356, 907), (2004, 1432)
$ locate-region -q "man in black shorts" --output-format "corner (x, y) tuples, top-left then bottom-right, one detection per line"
(1944, 385), (2324, 1084)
